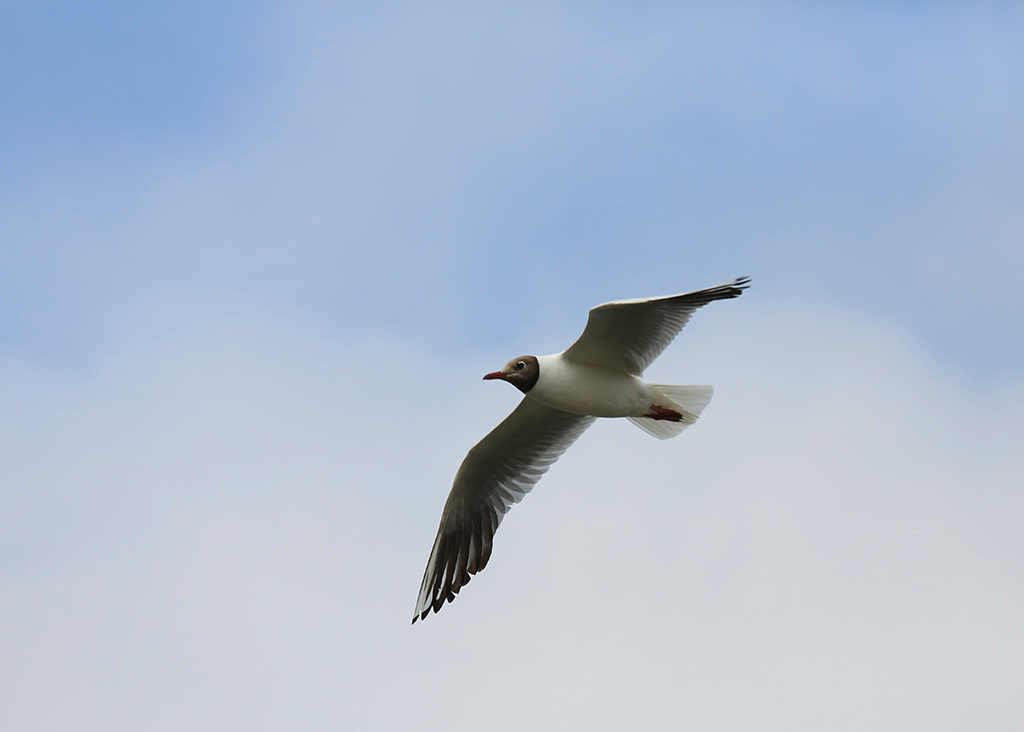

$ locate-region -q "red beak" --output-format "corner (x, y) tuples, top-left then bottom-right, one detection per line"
(483, 371), (506, 381)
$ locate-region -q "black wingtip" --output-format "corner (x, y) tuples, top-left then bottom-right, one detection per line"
(686, 276), (751, 303)
(711, 276), (751, 299)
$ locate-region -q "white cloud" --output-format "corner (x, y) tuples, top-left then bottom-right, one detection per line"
(0, 297), (1020, 730)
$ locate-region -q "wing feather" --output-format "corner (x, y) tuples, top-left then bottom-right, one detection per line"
(412, 398), (594, 623)
(562, 276), (750, 375)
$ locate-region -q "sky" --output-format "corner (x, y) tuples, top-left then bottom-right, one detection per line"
(1, 2), (1022, 730)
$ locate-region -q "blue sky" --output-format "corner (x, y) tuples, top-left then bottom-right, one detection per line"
(3, 1), (1022, 374)
(2, 3), (1023, 730)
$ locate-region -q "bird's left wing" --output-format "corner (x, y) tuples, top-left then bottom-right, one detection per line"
(413, 398), (594, 623)
(562, 276), (750, 376)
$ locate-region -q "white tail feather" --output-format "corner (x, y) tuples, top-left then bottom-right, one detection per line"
(626, 385), (714, 440)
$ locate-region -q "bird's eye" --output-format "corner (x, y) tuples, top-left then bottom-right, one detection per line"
(516, 360), (526, 370)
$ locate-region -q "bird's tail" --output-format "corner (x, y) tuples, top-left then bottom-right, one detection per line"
(626, 385), (714, 440)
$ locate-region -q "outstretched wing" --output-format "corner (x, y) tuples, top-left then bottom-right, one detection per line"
(413, 398), (594, 623)
(562, 276), (750, 376)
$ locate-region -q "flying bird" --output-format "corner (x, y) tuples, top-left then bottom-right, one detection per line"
(412, 276), (750, 623)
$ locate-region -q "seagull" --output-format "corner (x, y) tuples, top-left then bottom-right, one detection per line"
(412, 276), (750, 623)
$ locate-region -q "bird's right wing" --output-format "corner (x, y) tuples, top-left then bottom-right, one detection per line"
(412, 398), (594, 623)
(563, 276), (750, 376)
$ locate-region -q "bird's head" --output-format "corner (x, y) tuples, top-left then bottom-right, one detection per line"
(483, 355), (539, 393)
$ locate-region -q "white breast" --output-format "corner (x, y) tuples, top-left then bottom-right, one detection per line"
(527, 354), (654, 418)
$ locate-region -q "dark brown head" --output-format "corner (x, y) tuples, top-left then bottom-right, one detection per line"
(483, 355), (539, 393)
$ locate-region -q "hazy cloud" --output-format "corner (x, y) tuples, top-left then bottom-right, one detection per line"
(1, 299), (1021, 730)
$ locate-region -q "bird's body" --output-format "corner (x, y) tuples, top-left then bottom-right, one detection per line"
(531, 355), (653, 418)
(412, 277), (750, 623)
